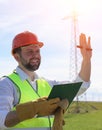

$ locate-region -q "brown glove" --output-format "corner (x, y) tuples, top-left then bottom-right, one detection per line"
(52, 99), (69, 130)
(16, 97), (60, 122)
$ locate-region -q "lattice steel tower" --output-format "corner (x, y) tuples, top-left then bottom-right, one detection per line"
(63, 10), (82, 112)
(69, 11), (81, 81)
(63, 10), (81, 81)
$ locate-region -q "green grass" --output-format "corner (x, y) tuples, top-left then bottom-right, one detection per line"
(63, 101), (102, 130)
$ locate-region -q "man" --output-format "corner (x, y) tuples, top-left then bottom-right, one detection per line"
(0, 31), (92, 130)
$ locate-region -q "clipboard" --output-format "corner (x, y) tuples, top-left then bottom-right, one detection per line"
(48, 82), (83, 107)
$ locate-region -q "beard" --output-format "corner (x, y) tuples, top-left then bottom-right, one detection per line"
(20, 56), (41, 71)
(24, 61), (40, 71)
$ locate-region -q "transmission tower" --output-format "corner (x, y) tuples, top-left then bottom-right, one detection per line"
(63, 10), (81, 112)
(63, 10), (81, 81)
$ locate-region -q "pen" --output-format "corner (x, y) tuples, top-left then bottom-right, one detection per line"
(76, 45), (92, 51)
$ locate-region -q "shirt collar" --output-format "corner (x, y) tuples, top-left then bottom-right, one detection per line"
(15, 66), (39, 81)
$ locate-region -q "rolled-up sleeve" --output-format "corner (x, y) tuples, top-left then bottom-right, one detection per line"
(0, 109), (9, 129)
(0, 78), (14, 128)
(75, 75), (91, 96)
(46, 75), (91, 97)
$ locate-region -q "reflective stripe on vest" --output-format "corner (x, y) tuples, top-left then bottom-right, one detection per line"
(8, 72), (53, 128)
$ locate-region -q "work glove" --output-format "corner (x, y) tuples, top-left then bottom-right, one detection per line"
(52, 99), (69, 130)
(16, 97), (60, 122)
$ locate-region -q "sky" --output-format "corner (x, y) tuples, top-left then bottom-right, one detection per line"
(0, 0), (102, 101)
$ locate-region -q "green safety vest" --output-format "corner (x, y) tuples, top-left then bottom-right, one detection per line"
(7, 72), (54, 128)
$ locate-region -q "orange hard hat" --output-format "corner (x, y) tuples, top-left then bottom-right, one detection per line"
(12, 31), (44, 54)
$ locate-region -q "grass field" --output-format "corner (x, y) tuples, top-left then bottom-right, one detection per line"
(63, 101), (102, 130)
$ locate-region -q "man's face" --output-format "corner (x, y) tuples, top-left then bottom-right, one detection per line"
(18, 44), (41, 71)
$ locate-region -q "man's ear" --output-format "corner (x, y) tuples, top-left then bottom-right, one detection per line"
(13, 53), (20, 62)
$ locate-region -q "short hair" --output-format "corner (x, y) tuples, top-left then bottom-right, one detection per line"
(13, 47), (21, 54)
